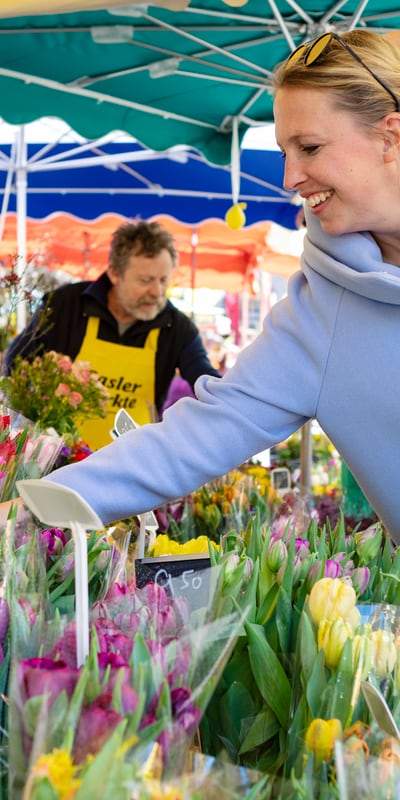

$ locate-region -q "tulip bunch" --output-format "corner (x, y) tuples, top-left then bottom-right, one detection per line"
(7, 547), (247, 800)
(171, 466), (272, 543)
(0, 411), (64, 502)
(200, 509), (400, 796)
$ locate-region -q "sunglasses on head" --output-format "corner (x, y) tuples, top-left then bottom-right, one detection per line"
(286, 31), (400, 113)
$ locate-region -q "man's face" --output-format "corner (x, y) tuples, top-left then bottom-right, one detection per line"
(107, 248), (174, 323)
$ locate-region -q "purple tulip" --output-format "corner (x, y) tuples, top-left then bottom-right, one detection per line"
(350, 566), (370, 596)
(97, 631), (133, 667)
(0, 597), (10, 644)
(18, 657), (79, 706)
(113, 609), (147, 636)
(295, 538), (310, 559)
(40, 528), (67, 559)
(50, 622), (78, 668)
(18, 598), (37, 630)
(324, 560), (342, 579)
(73, 693), (124, 764)
(54, 552), (75, 583)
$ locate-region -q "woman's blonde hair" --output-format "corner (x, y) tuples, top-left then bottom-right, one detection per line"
(273, 30), (400, 127)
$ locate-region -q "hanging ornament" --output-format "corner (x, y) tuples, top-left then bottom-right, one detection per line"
(226, 116), (247, 229)
(225, 202), (247, 229)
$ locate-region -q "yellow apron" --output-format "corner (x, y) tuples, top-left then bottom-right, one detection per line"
(75, 316), (160, 449)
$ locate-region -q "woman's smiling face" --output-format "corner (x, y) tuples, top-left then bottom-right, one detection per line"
(274, 86), (394, 237)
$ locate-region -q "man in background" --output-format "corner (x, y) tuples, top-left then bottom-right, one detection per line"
(4, 220), (220, 448)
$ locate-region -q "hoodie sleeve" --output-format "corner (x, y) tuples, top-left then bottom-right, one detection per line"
(43, 267), (341, 525)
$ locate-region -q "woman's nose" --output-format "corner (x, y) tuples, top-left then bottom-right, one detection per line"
(283, 157), (305, 192)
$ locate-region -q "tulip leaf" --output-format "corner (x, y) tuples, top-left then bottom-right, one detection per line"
(245, 622), (291, 728)
(299, 610), (318, 685)
(326, 638), (354, 726)
(239, 558), (260, 623)
(280, 533), (295, 597)
(74, 720), (128, 799)
(276, 587), (292, 654)
(239, 706), (280, 753)
(255, 582), (279, 626)
(305, 650), (327, 718)
(30, 778), (58, 800)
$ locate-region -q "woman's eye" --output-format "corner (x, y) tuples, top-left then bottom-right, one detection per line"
(302, 144), (320, 154)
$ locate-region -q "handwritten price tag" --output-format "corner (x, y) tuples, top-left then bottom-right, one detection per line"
(135, 554), (211, 611)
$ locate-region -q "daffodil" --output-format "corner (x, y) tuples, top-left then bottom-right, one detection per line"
(31, 748), (80, 799)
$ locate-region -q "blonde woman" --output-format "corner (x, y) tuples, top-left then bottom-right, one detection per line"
(16, 30), (400, 544)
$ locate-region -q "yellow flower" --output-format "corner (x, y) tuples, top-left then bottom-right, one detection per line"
(32, 749), (80, 799)
(369, 629), (397, 677)
(149, 533), (218, 557)
(352, 633), (373, 680)
(305, 718), (343, 764)
(308, 577), (357, 627)
(318, 617), (355, 670)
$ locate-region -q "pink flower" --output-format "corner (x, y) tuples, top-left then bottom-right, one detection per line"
(73, 694), (124, 764)
(55, 382), (70, 397)
(56, 355), (73, 372)
(71, 361), (91, 383)
(40, 527), (67, 559)
(67, 391), (83, 408)
(0, 597), (10, 644)
(18, 657), (79, 705)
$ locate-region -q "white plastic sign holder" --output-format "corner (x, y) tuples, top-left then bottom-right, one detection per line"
(16, 478), (103, 667)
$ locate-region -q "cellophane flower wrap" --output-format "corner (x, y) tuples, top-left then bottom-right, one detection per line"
(7, 521), (250, 800)
(0, 410), (64, 502)
(0, 351), (109, 444)
(195, 501), (400, 796)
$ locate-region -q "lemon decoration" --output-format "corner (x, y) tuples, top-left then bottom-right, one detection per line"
(225, 202), (247, 229)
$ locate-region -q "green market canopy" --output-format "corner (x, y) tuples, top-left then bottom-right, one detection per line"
(0, 1), (399, 166)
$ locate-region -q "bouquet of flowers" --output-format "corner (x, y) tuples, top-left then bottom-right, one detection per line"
(0, 484), (252, 800)
(0, 410), (64, 502)
(0, 351), (109, 443)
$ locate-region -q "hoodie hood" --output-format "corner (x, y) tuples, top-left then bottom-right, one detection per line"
(302, 207), (400, 305)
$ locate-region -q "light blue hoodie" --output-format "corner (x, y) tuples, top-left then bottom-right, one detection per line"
(44, 210), (400, 542)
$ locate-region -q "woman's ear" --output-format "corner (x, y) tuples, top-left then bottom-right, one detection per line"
(382, 114), (400, 160)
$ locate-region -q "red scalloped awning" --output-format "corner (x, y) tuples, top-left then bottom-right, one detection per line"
(0, 212), (301, 294)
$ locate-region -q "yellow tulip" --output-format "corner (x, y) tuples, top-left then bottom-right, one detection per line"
(308, 577), (357, 627)
(352, 633), (373, 680)
(369, 629), (397, 677)
(305, 718), (343, 764)
(317, 617), (355, 670)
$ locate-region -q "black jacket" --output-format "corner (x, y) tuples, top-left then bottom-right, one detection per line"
(4, 273), (221, 414)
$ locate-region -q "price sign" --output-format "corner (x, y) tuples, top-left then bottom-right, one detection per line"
(135, 553), (211, 611)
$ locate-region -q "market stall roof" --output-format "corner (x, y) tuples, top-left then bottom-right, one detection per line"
(0, 2), (399, 166)
(0, 136), (299, 229)
(0, 211), (302, 293)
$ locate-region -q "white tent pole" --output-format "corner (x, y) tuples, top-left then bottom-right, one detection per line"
(15, 125), (27, 332)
